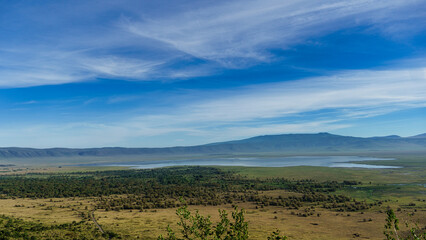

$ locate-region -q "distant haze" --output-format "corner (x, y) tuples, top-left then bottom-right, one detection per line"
(0, 133), (425, 159)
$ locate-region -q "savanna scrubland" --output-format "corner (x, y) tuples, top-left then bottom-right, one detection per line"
(0, 154), (424, 239)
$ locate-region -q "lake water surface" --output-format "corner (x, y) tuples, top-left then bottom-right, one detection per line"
(97, 156), (400, 169)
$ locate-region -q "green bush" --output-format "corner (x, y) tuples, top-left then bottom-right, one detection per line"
(158, 205), (287, 240)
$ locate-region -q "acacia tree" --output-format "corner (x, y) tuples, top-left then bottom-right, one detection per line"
(384, 208), (425, 240)
(384, 209), (400, 240)
(158, 205), (287, 240)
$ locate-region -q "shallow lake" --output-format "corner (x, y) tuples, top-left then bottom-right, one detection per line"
(92, 156), (401, 169)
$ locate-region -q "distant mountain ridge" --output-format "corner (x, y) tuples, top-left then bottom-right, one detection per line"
(0, 133), (425, 158)
(409, 133), (426, 138)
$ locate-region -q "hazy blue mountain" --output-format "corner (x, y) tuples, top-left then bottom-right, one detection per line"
(0, 133), (425, 158)
(409, 133), (426, 138)
(372, 135), (401, 139)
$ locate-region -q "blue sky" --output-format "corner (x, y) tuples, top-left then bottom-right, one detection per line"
(0, 0), (425, 147)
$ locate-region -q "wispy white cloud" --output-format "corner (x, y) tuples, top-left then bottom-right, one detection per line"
(0, 49), (90, 87)
(1, 67), (424, 147)
(118, 67), (426, 142)
(15, 100), (38, 105)
(124, 0), (424, 67)
(0, 0), (424, 87)
(164, 68), (426, 124)
(79, 56), (163, 79)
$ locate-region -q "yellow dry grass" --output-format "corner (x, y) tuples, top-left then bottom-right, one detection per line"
(94, 203), (391, 240)
(0, 197), (94, 224)
(0, 191), (426, 240)
(1, 197), (423, 240)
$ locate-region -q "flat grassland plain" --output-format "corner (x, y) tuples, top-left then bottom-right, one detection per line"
(0, 155), (424, 239)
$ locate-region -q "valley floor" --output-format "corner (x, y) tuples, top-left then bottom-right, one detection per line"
(0, 155), (424, 239)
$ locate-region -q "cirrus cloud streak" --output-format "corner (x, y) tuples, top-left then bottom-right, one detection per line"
(0, 67), (424, 147)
